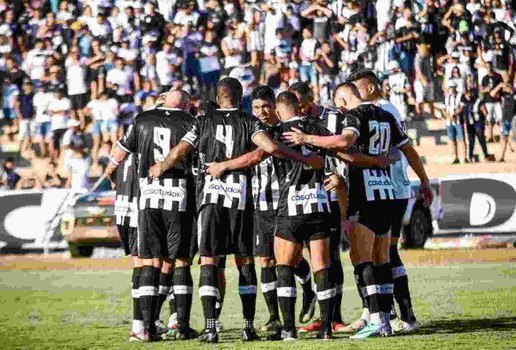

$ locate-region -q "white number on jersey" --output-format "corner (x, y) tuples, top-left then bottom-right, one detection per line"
(153, 127), (171, 162)
(122, 155), (132, 182)
(215, 125), (234, 158)
(369, 121), (391, 155)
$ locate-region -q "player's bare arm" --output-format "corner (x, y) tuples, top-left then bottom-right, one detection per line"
(148, 140), (193, 179)
(104, 143), (129, 184)
(283, 127), (358, 151)
(252, 131), (324, 169)
(335, 149), (400, 168)
(206, 148), (268, 179)
(399, 142), (433, 206)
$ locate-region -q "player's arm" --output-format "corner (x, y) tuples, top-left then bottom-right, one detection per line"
(283, 127), (358, 151)
(148, 140), (194, 178)
(399, 142), (433, 206)
(104, 142), (129, 184)
(335, 149), (399, 168)
(252, 131), (324, 169)
(206, 148), (268, 179)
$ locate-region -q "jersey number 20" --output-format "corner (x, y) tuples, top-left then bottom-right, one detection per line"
(153, 127), (171, 162)
(369, 121), (391, 155)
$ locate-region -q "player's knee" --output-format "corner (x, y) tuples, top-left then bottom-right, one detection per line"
(200, 256), (218, 266)
(235, 255), (254, 267)
(175, 258), (190, 267)
(260, 256), (275, 268)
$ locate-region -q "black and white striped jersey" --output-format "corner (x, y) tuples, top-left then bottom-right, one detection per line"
(252, 125), (279, 212)
(343, 103), (410, 203)
(317, 107), (348, 202)
(272, 117), (332, 217)
(117, 107), (195, 212)
(181, 108), (266, 211)
(114, 153), (138, 228)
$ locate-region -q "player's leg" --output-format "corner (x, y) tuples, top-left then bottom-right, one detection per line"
(307, 235), (334, 340)
(215, 256), (226, 332)
(389, 199), (419, 333)
(294, 255), (316, 324)
(272, 229), (303, 341)
(233, 207), (260, 341)
(137, 209), (163, 342)
(155, 259), (173, 335)
(197, 205), (225, 343)
(254, 211), (281, 332)
(372, 232), (393, 334)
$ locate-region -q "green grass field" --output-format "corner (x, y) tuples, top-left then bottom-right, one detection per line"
(0, 260), (515, 350)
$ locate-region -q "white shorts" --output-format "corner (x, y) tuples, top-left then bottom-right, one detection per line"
(485, 102), (503, 123)
(18, 120), (35, 139)
(414, 80), (434, 103)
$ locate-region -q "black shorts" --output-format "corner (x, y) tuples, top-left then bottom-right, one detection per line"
(138, 208), (193, 260)
(275, 213), (331, 244)
(52, 128), (67, 150)
(70, 93), (88, 110)
(197, 204), (254, 257)
(329, 201), (342, 260)
(391, 199), (409, 238)
(253, 210), (276, 258)
(347, 198), (394, 236)
(117, 224), (138, 256)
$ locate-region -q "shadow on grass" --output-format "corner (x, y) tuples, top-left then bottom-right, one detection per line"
(418, 316), (516, 335)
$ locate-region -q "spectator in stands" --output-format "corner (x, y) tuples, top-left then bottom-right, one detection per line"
(444, 81), (467, 164)
(48, 87), (71, 161)
(64, 134), (90, 191)
(41, 161), (63, 188)
(33, 82), (52, 158)
(498, 82), (515, 162)
(65, 48), (88, 128)
(2, 76), (20, 141)
(99, 92), (119, 145)
(481, 60), (503, 142)
(0, 157), (20, 190)
(414, 43), (435, 119)
(299, 28), (320, 92)
(387, 60), (411, 122)
(199, 30), (221, 102)
(462, 88), (494, 162)
(17, 80), (35, 157)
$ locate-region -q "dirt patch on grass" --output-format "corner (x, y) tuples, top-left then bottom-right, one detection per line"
(0, 248), (514, 271)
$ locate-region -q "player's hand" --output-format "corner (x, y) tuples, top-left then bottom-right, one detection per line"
(305, 153), (324, 169)
(206, 162), (227, 179)
(283, 127), (307, 146)
(148, 161), (163, 179)
(419, 181), (434, 207)
(324, 174), (344, 191)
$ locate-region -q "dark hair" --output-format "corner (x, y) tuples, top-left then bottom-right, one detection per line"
(251, 85), (275, 104)
(346, 69), (380, 86)
(276, 91), (299, 111)
(288, 81), (312, 99)
(217, 77), (243, 106)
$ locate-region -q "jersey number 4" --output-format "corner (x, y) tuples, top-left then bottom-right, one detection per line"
(153, 127), (171, 162)
(215, 125), (234, 158)
(369, 121), (391, 155)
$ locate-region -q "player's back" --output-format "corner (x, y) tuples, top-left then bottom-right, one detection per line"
(272, 117), (331, 217)
(114, 153), (139, 227)
(117, 107), (195, 212)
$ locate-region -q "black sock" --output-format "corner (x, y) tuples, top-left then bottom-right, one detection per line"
(238, 263), (258, 329)
(167, 291), (176, 315)
(261, 266), (279, 321)
(173, 266), (194, 330)
(355, 262), (381, 324)
(374, 264), (393, 317)
(155, 272), (173, 321)
(390, 245), (416, 322)
(294, 258), (313, 298)
(132, 267), (143, 322)
(331, 259), (344, 323)
(314, 268), (335, 333)
(139, 266), (160, 332)
(200, 264), (218, 331)
(354, 270), (368, 309)
(216, 263), (226, 319)
(277, 265), (296, 332)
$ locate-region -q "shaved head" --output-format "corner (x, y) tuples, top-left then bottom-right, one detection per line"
(333, 83), (362, 112)
(164, 89), (191, 110)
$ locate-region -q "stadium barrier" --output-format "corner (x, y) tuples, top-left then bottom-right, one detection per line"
(0, 173), (515, 254)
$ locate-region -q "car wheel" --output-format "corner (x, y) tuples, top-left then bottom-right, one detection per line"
(403, 203), (432, 249)
(68, 243), (94, 258)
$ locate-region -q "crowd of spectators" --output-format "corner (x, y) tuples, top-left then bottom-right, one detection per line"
(0, 0), (515, 190)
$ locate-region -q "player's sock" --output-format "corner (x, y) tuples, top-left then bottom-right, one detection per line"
(331, 259), (344, 323)
(294, 258), (313, 297)
(390, 245), (416, 322)
(374, 263), (393, 320)
(215, 259), (226, 319)
(355, 262), (381, 324)
(261, 266), (279, 321)
(354, 269), (369, 321)
(237, 263), (258, 329)
(139, 265), (160, 333)
(277, 265), (297, 332)
(314, 268), (336, 333)
(381, 263), (394, 321)
(173, 266), (194, 330)
(155, 271), (173, 321)
(167, 291), (176, 315)
(199, 264), (218, 332)
(132, 267), (143, 333)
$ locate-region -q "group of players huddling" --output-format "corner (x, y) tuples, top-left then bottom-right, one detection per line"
(105, 70), (433, 343)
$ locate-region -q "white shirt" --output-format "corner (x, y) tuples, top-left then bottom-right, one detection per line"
(66, 63), (87, 95)
(86, 100), (104, 121)
(156, 50), (178, 86)
(33, 91), (54, 123)
(264, 11), (284, 54)
(300, 38), (319, 64)
(388, 72), (410, 107)
(106, 68), (133, 94)
(66, 156), (91, 191)
(100, 98), (119, 121)
(48, 97), (71, 130)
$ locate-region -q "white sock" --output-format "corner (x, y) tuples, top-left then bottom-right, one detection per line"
(360, 308), (370, 321)
(370, 312), (382, 325)
(132, 320), (144, 333)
